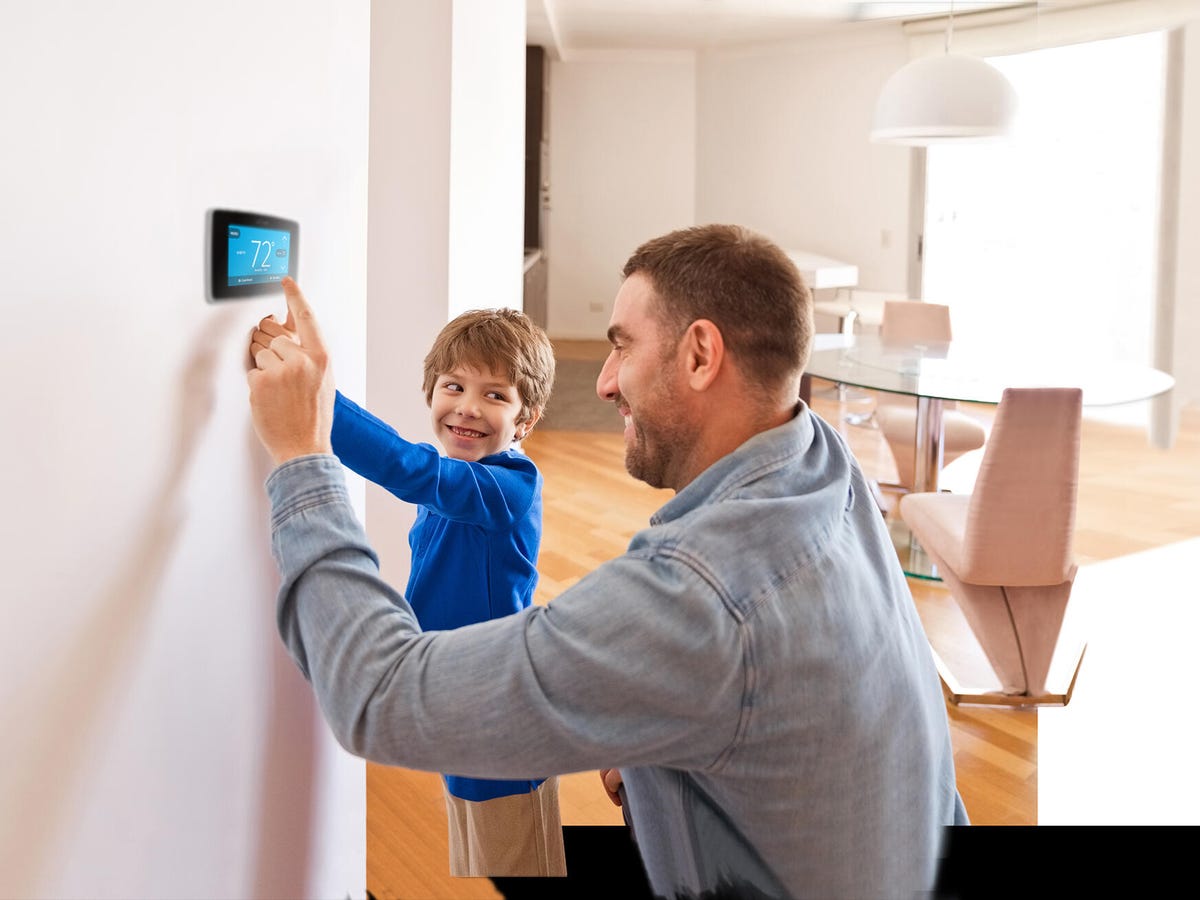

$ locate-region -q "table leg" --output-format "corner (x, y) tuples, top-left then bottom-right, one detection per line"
(895, 396), (945, 580)
(913, 396), (945, 494)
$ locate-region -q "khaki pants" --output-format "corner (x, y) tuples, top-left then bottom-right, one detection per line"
(443, 777), (567, 877)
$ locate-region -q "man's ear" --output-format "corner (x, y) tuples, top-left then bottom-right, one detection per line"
(681, 319), (724, 391)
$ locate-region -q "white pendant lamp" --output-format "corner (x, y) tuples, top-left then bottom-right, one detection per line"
(870, 3), (1018, 145)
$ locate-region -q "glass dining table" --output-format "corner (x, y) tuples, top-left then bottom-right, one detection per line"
(804, 334), (1176, 580)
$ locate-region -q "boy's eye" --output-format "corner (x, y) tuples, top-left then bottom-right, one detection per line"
(487, 391), (509, 401)
(442, 382), (463, 392)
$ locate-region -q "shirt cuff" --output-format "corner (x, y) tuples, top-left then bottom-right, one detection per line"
(266, 454), (348, 529)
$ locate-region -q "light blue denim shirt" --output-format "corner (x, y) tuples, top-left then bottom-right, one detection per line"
(268, 405), (966, 900)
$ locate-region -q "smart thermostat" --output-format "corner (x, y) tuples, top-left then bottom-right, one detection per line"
(206, 208), (299, 302)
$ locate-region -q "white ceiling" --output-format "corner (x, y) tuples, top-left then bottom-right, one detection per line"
(527, 0), (1036, 56)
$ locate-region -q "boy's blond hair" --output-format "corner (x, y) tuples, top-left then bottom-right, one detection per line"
(422, 308), (556, 428)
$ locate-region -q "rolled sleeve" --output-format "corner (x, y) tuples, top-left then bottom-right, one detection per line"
(263, 455), (742, 777)
(267, 455), (420, 735)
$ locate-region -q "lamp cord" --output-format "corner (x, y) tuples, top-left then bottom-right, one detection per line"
(945, 0), (955, 54)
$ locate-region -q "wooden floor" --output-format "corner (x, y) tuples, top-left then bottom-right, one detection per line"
(366, 344), (1200, 899)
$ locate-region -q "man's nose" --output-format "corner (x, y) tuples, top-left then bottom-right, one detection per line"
(596, 351), (619, 401)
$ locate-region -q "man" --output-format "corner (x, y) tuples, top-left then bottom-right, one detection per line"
(247, 224), (967, 900)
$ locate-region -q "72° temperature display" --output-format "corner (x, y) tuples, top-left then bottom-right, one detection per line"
(226, 223), (292, 287)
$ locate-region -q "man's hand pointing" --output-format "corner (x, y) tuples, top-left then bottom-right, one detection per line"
(247, 277), (335, 465)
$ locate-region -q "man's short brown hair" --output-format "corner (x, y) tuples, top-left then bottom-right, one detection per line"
(622, 224), (813, 392)
(422, 308), (556, 426)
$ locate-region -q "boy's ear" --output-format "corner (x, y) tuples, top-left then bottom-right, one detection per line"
(515, 407), (543, 441)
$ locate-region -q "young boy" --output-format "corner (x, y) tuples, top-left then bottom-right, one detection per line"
(328, 308), (565, 878)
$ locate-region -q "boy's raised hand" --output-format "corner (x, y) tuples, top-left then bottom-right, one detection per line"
(247, 277), (335, 465)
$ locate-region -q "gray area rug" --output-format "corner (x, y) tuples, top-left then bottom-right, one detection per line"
(540, 358), (624, 432)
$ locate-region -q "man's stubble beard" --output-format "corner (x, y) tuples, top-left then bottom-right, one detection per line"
(624, 413), (694, 491)
(622, 335), (692, 490)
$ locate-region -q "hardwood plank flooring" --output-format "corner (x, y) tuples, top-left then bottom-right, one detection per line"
(366, 345), (1199, 897)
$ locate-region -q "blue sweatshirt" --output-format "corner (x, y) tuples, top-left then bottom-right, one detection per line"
(330, 391), (546, 802)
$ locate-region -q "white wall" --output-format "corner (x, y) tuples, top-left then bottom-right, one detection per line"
(449, 0), (528, 318)
(544, 53), (697, 339)
(1173, 22), (1200, 410)
(364, 0), (452, 591)
(695, 25), (912, 296)
(0, 2), (371, 897)
(0, 1), (530, 895)
(364, 0), (526, 594)
(539, 30), (906, 343)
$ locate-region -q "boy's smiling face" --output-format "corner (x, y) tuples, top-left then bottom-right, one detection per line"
(430, 363), (531, 462)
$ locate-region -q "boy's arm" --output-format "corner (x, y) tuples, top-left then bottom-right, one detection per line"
(330, 391), (429, 482)
(331, 391), (537, 530)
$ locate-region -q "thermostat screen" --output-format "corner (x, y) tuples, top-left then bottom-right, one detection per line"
(227, 223), (292, 286)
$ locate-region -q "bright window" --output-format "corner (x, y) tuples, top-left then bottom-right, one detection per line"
(921, 30), (1167, 424)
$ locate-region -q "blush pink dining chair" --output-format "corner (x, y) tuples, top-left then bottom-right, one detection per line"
(899, 387), (1087, 706)
(872, 300), (988, 494)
